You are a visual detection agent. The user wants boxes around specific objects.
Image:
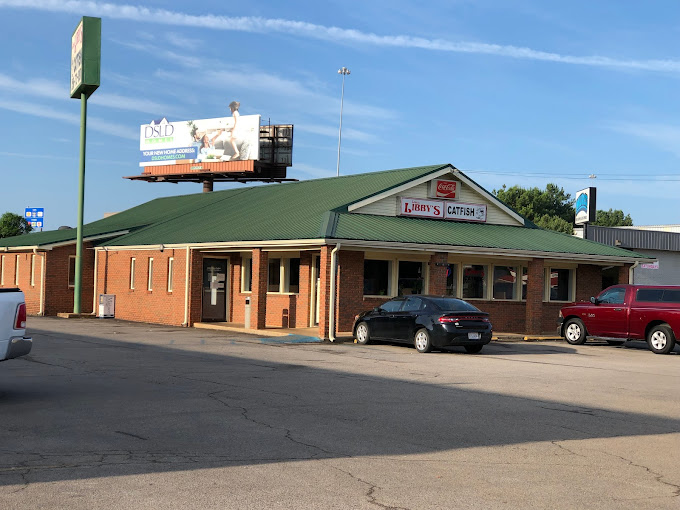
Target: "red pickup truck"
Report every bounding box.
[558,284,680,354]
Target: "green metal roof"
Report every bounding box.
[0,164,647,260]
[332,213,648,258]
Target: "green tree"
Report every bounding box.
[0,212,32,239]
[492,183,575,231]
[593,209,633,227]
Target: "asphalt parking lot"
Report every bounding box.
[1,317,679,509]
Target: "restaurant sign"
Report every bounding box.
[400,197,487,223]
[429,179,460,199]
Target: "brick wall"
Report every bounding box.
[576,265,602,302]
[618,264,631,284]
[95,248,187,326]
[1,245,95,316]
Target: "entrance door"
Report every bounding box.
[202,258,229,322]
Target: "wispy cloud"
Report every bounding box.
[0,72,176,116]
[0,99,137,140]
[296,123,380,144]
[3,0,680,73]
[607,121,680,158]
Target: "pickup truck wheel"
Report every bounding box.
[647,324,676,355]
[564,318,587,345]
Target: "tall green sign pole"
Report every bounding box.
[70,16,101,314]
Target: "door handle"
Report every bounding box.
[614,308,623,311]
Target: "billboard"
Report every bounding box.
[70,17,101,99]
[139,115,261,167]
[575,187,596,225]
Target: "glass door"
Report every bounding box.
[202,258,228,321]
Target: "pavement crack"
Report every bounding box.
[600,451,680,498]
[330,465,410,510]
[115,431,149,441]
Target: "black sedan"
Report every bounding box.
[352,295,493,353]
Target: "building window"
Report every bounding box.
[15,255,20,286]
[398,261,424,296]
[492,265,517,300]
[0,255,4,285]
[286,258,300,293]
[267,257,301,293]
[67,256,76,287]
[30,254,35,287]
[462,264,487,299]
[130,258,136,290]
[268,258,281,292]
[446,263,458,296]
[521,267,528,300]
[364,259,391,296]
[148,258,154,291]
[241,255,252,292]
[548,268,573,301]
[167,257,174,293]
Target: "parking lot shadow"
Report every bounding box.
[0,319,678,486]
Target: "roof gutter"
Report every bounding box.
[328,243,341,342]
[629,260,640,284]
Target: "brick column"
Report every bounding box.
[428,252,448,295]
[576,264,601,302]
[525,258,545,335]
[188,249,203,326]
[251,249,268,329]
[317,246,332,340]
[337,251,364,333]
[618,264,631,284]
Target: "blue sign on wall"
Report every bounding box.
[25,207,45,229]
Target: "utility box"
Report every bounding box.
[244,296,251,329]
[98,294,115,318]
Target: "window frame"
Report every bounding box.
[491,264,520,301]
[147,258,154,291]
[363,255,430,298]
[266,255,301,294]
[130,257,136,290]
[241,254,252,293]
[0,255,4,286]
[545,267,575,303]
[167,257,174,293]
[68,255,76,288]
[14,255,20,286]
[461,263,488,300]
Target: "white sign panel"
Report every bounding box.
[400,198,445,219]
[400,197,487,222]
[70,20,84,97]
[640,261,659,270]
[444,202,487,222]
[139,114,261,166]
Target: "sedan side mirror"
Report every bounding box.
[373,307,382,313]
[590,296,599,305]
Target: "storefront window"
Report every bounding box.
[446,263,458,296]
[398,261,424,296]
[549,268,573,301]
[364,260,390,296]
[493,265,517,300]
[521,267,528,300]
[242,256,252,292]
[268,258,281,292]
[287,258,300,293]
[462,264,487,299]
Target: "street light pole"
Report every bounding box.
[336,67,350,177]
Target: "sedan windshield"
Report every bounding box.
[428,297,480,312]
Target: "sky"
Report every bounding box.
[1,0,680,230]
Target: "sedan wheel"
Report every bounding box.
[647,324,676,354]
[355,322,371,345]
[414,328,432,353]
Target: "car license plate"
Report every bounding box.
[468,332,481,340]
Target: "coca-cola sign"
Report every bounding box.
[430,179,460,199]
